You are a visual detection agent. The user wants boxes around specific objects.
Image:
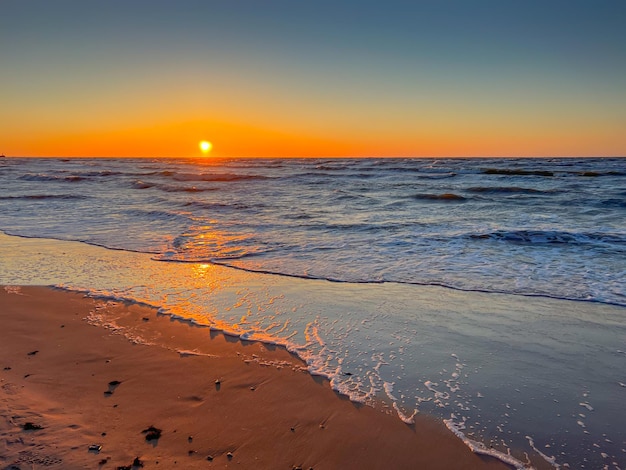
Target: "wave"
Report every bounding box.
[466,186,558,195]
[18,173,89,182]
[315,163,351,171]
[66,170,124,177]
[469,229,626,246]
[576,170,626,177]
[599,198,626,208]
[185,258,626,308]
[482,168,554,177]
[154,184,218,193]
[0,194,89,200]
[482,168,625,178]
[412,193,467,201]
[183,200,261,211]
[415,172,457,179]
[164,171,272,183]
[131,180,155,189]
[122,208,191,223]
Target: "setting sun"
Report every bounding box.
[199,140,212,155]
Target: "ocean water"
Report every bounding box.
[1,157,625,469]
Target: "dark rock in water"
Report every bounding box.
[141,425,162,441]
[187,435,193,443]
[142,317,150,321]
[132,456,144,467]
[103,390,113,397]
[27,350,39,356]
[23,374,31,378]
[206,455,214,461]
[22,422,43,431]
[188,450,196,455]
[3,366,10,370]
[108,380,122,387]
[98,458,108,465]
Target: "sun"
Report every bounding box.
[199,140,212,155]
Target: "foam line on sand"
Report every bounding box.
[0,286,512,469]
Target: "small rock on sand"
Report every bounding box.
[141,426,162,441]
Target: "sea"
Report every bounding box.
[0,157,624,469]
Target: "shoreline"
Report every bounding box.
[0,286,512,469]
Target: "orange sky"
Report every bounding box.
[1,2,625,158]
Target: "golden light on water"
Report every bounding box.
[199,140,212,155]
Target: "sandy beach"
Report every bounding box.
[0,286,511,469]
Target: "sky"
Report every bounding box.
[1,0,625,158]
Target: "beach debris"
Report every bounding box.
[215,379,221,385]
[188,450,196,455]
[142,317,150,321]
[187,435,193,443]
[206,455,214,461]
[114,456,144,470]
[88,444,102,452]
[23,374,31,378]
[104,380,122,397]
[3,366,10,370]
[141,425,162,441]
[226,452,233,460]
[250,386,255,391]
[22,422,43,431]
[27,350,39,356]
[98,458,108,465]
[290,427,295,432]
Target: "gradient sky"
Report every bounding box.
[1,1,625,157]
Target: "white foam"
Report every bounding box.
[526,435,561,469]
[444,417,533,469]
[383,382,417,424]
[3,285,22,295]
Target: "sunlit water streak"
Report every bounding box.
[1,157,625,468]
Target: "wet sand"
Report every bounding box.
[0,286,510,469]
